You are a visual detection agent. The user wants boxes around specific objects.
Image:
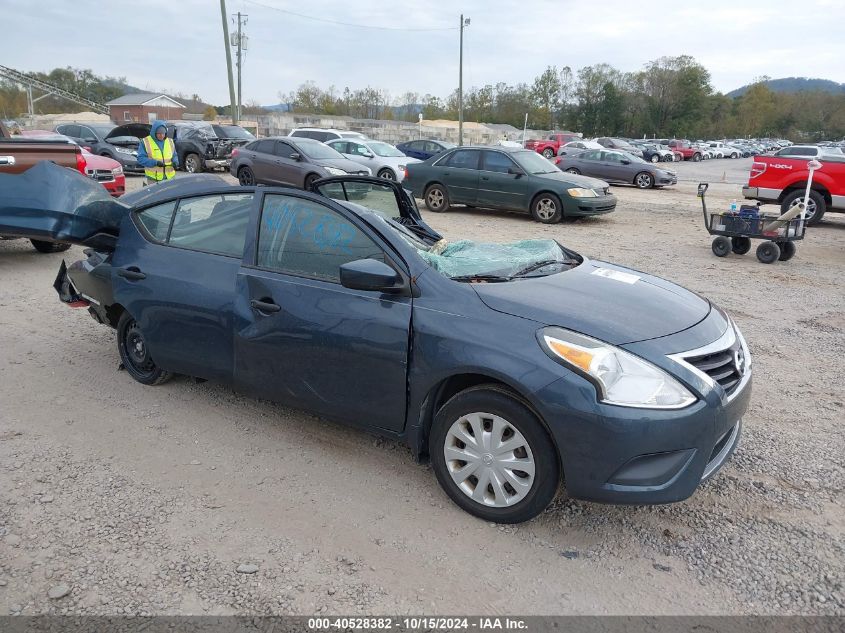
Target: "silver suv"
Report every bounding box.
[288,128,368,143]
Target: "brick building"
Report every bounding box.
[105,93,185,124]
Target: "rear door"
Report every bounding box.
[477,150,527,209]
[234,190,411,431]
[250,139,278,184]
[112,191,256,381]
[438,149,480,204]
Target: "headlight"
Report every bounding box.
[324,167,346,175]
[566,187,598,198]
[397,165,406,171]
[112,167,123,175]
[538,327,697,409]
[115,147,136,156]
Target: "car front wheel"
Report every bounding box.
[634,172,654,189]
[377,168,396,180]
[530,193,563,223]
[430,386,560,523]
[117,313,173,386]
[542,148,555,159]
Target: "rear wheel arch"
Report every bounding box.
[777,183,831,206]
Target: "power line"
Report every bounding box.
[243,0,458,31]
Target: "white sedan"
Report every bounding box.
[325,138,419,182]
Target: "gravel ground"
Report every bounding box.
[0,162,843,616]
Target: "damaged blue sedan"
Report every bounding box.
[0,163,751,523]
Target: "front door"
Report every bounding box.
[234,192,411,432]
[112,191,256,382]
[477,150,527,209]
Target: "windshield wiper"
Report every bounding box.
[512,259,568,277]
[450,273,513,283]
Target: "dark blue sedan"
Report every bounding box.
[395,139,456,160]
[1,165,751,523]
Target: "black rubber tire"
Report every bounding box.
[565,168,580,175]
[650,154,659,163]
[30,239,71,253]
[541,148,555,159]
[780,189,826,226]
[731,236,752,255]
[634,172,654,189]
[692,153,702,162]
[756,241,781,264]
[731,152,739,159]
[712,236,731,257]
[116,312,173,386]
[304,173,321,190]
[530,192,563,224]
[377,168,396,180]
[778,241,796,261]
[184,152,203,174]
[238,166,255,186]
[424,183,450,212]
[430,385,560,524]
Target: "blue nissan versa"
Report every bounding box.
[0,164,752,523]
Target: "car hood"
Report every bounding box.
[534,170,608,190]
[472,258,711,345]
[315,157,371,173]
[105,123,150,141]
[82,152,121,170]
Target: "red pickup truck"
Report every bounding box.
[524,132,582,158]
[742,154,845,225]
[667,140,703,162]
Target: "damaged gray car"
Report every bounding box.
[0,163,750,523]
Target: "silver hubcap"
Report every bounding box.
[428,189,444,209]
[637,174,651,187]
[380,171,395,180]
[790,198,816,219]
[535,198,556,220]
[443,412,535,507]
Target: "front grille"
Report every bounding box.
[86,169,115,182]
[686,340,744,395]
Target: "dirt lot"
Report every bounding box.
[1,160,843,616]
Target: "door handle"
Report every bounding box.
[481,176,490,181]
[0,156,15,166]
[117,267,146,280]
[250,298,281,313]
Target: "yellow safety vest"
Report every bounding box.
[143,136,176,181]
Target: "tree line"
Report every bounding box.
[3,59,844,141]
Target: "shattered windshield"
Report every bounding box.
[410,237,577,281]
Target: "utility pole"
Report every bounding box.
[458,15,470,146]
[220,0,238,124]
[232,12,248,123]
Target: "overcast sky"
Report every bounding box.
[3,0,844,106]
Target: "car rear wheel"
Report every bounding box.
[424,184,450,212]
[237,166,255,186]
[430,386,560,523]
[30,239,71,253]
[530,193,563,224]
[565,168,580,175]
[634,172,654,189]
[184,152,203,173]
[377,168,396,180]
[781,189,826,226]
[542,148,555,159]
[117,313,173,386]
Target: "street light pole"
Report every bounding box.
[458,15,470,147]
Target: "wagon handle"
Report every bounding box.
[698,182,709,229]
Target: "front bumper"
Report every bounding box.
[657,174,678,186]
[564,194,617,217]
[531,320,751,504]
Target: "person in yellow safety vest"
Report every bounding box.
[136,120,179,184]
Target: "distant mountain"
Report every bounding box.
[728,77,845,98]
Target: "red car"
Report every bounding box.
[20,130,125,197]
[524,132,583,158]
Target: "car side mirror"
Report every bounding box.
[289,152,301,161]
[362,152,374,158]
[508,167,525,177]
[340,259,401,292]
[84,138,97,144]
